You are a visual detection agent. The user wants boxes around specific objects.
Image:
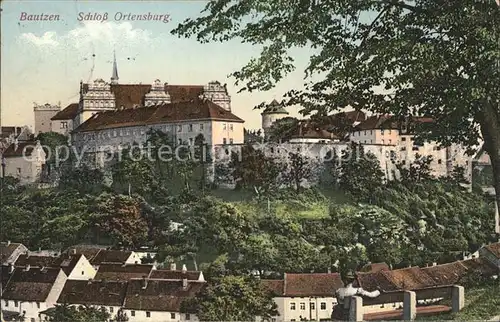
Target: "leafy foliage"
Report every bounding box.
[182,275,278,321]
[45,304,110,322]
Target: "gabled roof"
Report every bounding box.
[1,242,26,264]
[95,263,153,281]
[51,103,79,121]
[382,266,437,290]
[57,279,128,307]
[2,267,63,302]
[149,269,202,281]
[81,84,205,110]
[285,273,343,297]
[123,279,206,312]
[14,254,83,276]
[356,270,399,292]
[262,100,289,115]
[2,141,37,158]
[421,262,469,285]
[460,257,498,276]
[67,245,105,262]
[91,250,133,266]
[73,100,244,133]
[482,242,500,258]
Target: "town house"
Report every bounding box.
[14,253,96,280]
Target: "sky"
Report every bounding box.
[1,0,311,131]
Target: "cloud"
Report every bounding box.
[20,31,59,47]
[19,22,152,49]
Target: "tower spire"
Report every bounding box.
[111,49,119,84]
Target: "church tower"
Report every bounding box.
[110,50,119,85]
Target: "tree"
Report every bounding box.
[90,194,149,248]
[230,143,284,194]
[182,275,278,321]
[36,131,68,167]
[45,304,110,322]
[283,152,316,192]
[172,0,500,217]
[267,117,300,142]
[339,143,384,201]
[58,164,105,194]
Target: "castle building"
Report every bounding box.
[33,103,61,134]
[261,99,289,137]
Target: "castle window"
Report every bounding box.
[223,123,227,130]
[177,125,182,132]
[188,124,193,132]
[438,159,442,164]
[381,129,384,135]
[61,122,68,129]
[113,130,117,137]
[223,138,227,145]
[229,124,233,131]
[200,123,204,131]
[229,138,233,144]
[401,137,406,141]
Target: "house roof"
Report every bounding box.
[459,258,498,276]
[1,242,25,264]
[260,279,285,296]
[57,279,128,307]
[1,265,14,294]
[67,246,104,262]
[382,267,437,290]
[73,100,244,133]
[355,270,400,292]
[51,103,79,121]
[421,262,469,285]
[355,115,434,131]
[262,100,289,115]
[149,269,201,281]
[2,267,62,302]
[359,262,390,273]
[283,273,344,297]
[81,84,205,110]
[14,254,83,276]
[1,142,37,158]
[483,242,500,258]
[123,279,206,312]
[94,264,154,281]
[91,250,133,265]
[290,124,339,140]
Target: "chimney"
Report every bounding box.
[182,277,187,289]
[141,276,148,289]
[170,263,176,271]
[327,267,331,274]
[182,264,187,273]
[9,264,14,273]
[25,264,31,271]
[72,248,77,255]
[7,241,10,246]
[432,262,437,266]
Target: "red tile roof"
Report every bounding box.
[94,263,153,281]
[260,279,285,296]
[57,279,128,307]
[382,267,437,290]
[459,257,498,276]
[149,269,202,281]
[356,270,399,292]
[2,141,36,158]
[421,262,469,285]
[2,267,62,302]
[67,245,104,262]
[359,262,390,273]
[356,115,435,131]
[51,103,79,121]
[15,254,83,276]
[74,100,243,133]
[81,84,205,110]
[123,279,206,312]
[284,273,344,297]
[291,124,340,140]
[91,250,133,265]
[483,242,500,258]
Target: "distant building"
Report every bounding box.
[1,140,46,184]
[0,241,28,265]
[50,103,78,136]
[1,267,67,321]
[14,253,96,280]
[479,242,500,269]
[34,103,61,134]
[260,273,343,322]
[261,99,290,138]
